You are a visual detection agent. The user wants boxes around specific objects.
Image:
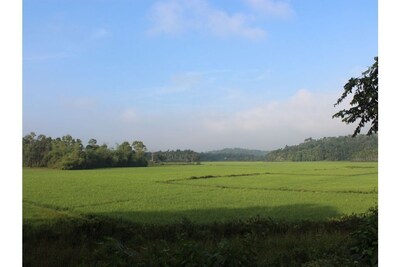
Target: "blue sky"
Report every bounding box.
[23,0,377,151]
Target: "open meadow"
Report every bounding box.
[23,161,377,224]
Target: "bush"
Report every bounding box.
[349,206,378,266]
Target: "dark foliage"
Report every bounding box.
[333,57,378,136]
[349,206,378,266]
[200,148,267,161]
[146,148,268,163]
[23,211,376,267]
[146,149,200,163]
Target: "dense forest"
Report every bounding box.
[266,135,378,162]
[146,149,200,163]
[23,132,148,169]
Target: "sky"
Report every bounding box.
[23,0,378,151]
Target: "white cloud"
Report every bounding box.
[197,89,356,150]
[35,88,357,152]
[147,0,186,35]
[206,9,266,39]
[147,0,267,40]
[102,89,359,151]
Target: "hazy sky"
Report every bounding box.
[23,0,377,151]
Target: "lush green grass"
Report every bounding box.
[23,161,377,224]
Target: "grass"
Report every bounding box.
[24,161,377,224]
[23,161,378,266]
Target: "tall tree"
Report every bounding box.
[114,142,133,167]
[333,57,378,136]
[132,141,147,159]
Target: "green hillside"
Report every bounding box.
[266,135,377,162]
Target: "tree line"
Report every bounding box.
[23,133,378,168]
[266,134,377,162]
[146,148,267,163]
[23,132,148,169]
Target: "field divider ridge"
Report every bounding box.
[70,198,142,209]
[23,199,87,219]
[156,171,378,195]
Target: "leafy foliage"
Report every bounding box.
[331,58,379,265]
[333,57,378,136]
[23,132,148,169]
[349,206,378,266]
[23,132,53,167]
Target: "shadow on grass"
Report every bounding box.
[23,203,348,244]
[24,202,342,226]
[92,203,341,224]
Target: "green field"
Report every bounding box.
[23,161,377,224]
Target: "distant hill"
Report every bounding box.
[266,134,377,162]
[207,148,267,156]
[199,148,268,161]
